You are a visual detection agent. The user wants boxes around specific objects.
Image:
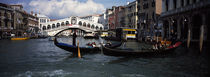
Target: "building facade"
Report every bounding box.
[137,0,162,40]
[0,3,38,38]
[36,13,50,31]
[125,1,138,29]
[80,14,100,24]
[161,0,210,51]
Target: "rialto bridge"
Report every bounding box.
[41,16,104,36]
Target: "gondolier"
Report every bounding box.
[73,32,77,46]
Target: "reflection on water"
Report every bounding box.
[0,38,209,77]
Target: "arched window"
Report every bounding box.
[87,23,90,28]
[66,21,69,25]
[91,25,95,29]
[42,26,46,30]
[52,24,55,28]
[47,25,51,29]
[96,26,99,30]
[83,22,86,27]
[61,22,65,26]
[57,23,60,27]
[79,21,82,26]
[100,27,103,30]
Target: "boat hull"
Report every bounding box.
[11,37,29,40]
[102,42,182,57]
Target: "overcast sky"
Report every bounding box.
[1,0,135,19]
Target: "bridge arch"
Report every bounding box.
[78,21,82,26]
[95,26,99,30]
[52,24,56,28]
[57,23,60,27]
[83,22,86,27]
[54,28,87,37]
[47,25,51,29]
[91,24,95,29]
[87,23,90,28]
[66,21,69,25]
[43,26,46,30]
[100,27,103,30]
[61,22,65,26]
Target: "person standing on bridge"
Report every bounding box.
[73,31,77,46]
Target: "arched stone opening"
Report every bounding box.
[57,23,60,27]
[192,14,202,40]
[83,22,86,27]
[91,25,95,29]
[52,24,56,28]
[66,21,69,25]
[78,21,82,26]
[42,26,46,30]
[87,23,90,28]
[61,22,65,26]
[47,25,51,29]
[96,26,99,30]
[100,27,103,30]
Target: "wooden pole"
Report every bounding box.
[200,25,204,52]
[187,29,191,48]
[77,40,81,58]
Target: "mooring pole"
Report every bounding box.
[187,29,191,48]
[200,25,204,52]
[77,40,81,58]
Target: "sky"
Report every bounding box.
[0,0,135,19]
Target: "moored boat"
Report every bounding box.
[54,38,123,54]
[102,42,182,57]
[11,37,29,40]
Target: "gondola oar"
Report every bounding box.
[200,26,204,52]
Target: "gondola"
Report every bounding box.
[53,28,123,54]
[54,38,123,54]
[54,38,101,54]
[102,41,182,57]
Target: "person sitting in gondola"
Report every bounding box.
[105,41,112,47]
[86,42,97,47]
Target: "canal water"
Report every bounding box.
[0,38,209,77]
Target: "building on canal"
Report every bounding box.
[161,0,210,51]
[137,0,163,41]
[0,3,38,38]
[36,13,50,32]
[125,1,138,29]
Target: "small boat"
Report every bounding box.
[102,42,182,57]
[11,37,29,40]
[83,32,98,39]
[54,38,122,54]
[53,28,122,54]
[54,38,100,54]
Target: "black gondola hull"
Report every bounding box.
[102,42,182,57]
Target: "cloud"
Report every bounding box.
[29,0,105,19]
